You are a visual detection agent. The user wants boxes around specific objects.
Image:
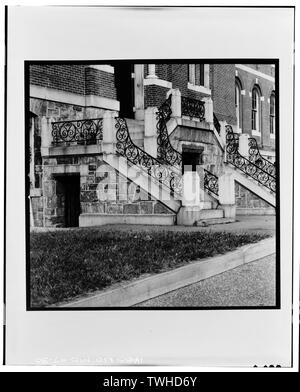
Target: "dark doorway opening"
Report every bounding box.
[182,150,203,174]
[56,174,81,227]
[114,63,135,119]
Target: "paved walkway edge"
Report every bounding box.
[59,237,275,308]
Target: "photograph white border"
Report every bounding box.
[3,4,297,370]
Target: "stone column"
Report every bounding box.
[167,88,181,118]
[219,120,227,145]
[144,107,158,157]
[41,116,53,156]
[146,64,157,79]
[203,96,214,128]
[177,170,205,226]
[102,110,117,155]
[182,171,201,207]
[218,171,236,219]
[239,133,249,158]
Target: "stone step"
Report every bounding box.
[177,207,224,226]
[79,213,176,227]
[196,218,235,227]
[198,208,224,220]
[125,118,145,137]
[201,201,213,209]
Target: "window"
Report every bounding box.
[235,78,242,130]
[199,64,205,86]
[188,64,205,86]
[270,92,275,135]
[188,64,196,84]
[251,86,261,132]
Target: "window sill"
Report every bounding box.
[187,83,211,96]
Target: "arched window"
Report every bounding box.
[235,78,242,130]
[251,86,261,132]
[270,92,275,135]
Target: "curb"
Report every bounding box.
[59,237,275,308]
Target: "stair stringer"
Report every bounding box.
[226,165,276,207]
[103,153,182,214]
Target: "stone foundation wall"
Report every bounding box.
[170,126,225,177]
[235,182,275,214]
[30,98,105,122]
[30,195,44,227]
[80,157,173,216]
[40,155,173,227]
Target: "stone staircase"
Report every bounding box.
[225,125,276,208]
[47,92,276,228]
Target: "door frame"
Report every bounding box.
[54,173,81,228]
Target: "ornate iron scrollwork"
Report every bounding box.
[226,125,276,193]
[204,169,219,197]
[52,118,103,146]
[181,96,205,121]
[248,137,276,177]
[156,96,220,198]
[115,116,183,195]
[156,95,182,168]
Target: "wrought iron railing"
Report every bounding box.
[52,118,103,146]
[155,96,219,198]
[213,113,221,135]
[115,116,183,195]
[156,95,182,168]
[226,125,276,193]
[248,137,276,177]
[204,169,219,197]
[181,96,205,121]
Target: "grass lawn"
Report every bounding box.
[30,228,270,307]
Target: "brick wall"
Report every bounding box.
[144,85,169,108]
[235,65,276,149]
[144,64,213,108]
[30,64,117,101]
[211,64,236,125]
[85,67,117,99]
[156,64,173,82]
[30,65,86,95]
[171,64,208,100]
[244,64,275,76]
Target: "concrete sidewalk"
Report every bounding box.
[135,254,276,307]
[31,215,276,236]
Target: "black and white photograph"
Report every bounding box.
[3,4,297,370]
[27,61,278,309]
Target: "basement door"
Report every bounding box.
[56,174,81,227]
[182,148,204,174]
